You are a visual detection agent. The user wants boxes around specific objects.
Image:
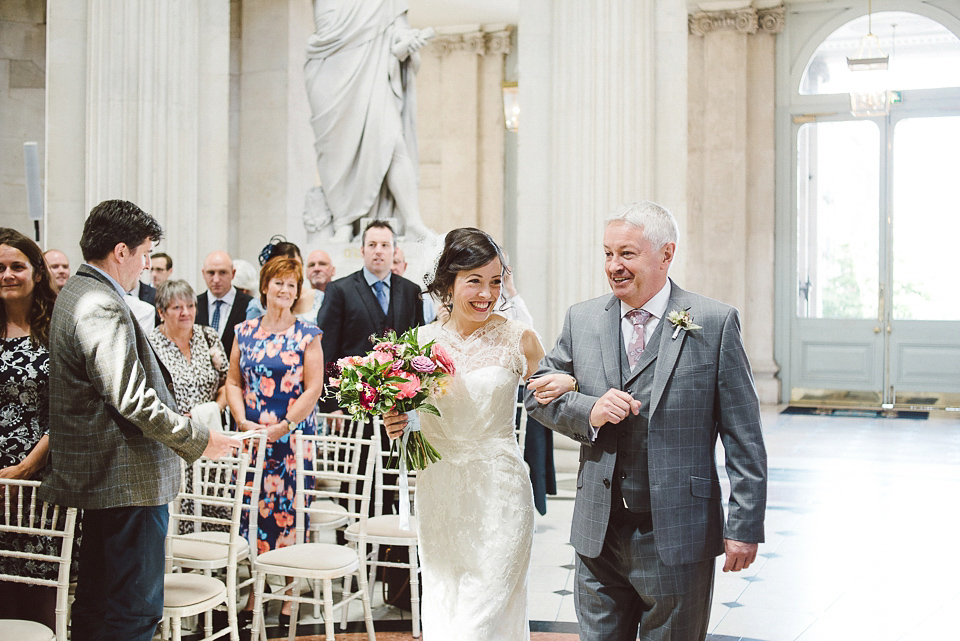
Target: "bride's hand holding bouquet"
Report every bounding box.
[326,327,455,470]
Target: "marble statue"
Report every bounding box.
[303,0,434,241]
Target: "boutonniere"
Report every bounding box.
[667,308,701,339]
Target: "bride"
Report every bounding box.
[384,228,572,639]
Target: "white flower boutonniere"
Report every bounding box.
[667,308,701,339]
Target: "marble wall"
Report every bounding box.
[0,0,46,237]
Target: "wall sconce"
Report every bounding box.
[502,82,519,132]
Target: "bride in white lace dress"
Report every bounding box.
[384,228,564,640]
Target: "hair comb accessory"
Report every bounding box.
[258,235,287,266]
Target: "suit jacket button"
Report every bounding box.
[602,478,610,488]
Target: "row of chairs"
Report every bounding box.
[0,412,428,641]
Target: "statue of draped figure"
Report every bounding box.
[303,0,433,241]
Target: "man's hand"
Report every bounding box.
[722,539,758,572]
[589,389,642,428]
[202,428,239,460]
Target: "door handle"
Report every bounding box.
[873,326,881,333]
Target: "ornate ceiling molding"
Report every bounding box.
[688,4,784,37]
[428,27,513,56]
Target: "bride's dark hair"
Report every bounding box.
[425,228,505,306]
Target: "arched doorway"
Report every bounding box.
[777,4,960,410]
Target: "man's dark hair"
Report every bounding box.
[80,200,163,262]
[151,251,173,270]
[361,220,396,247]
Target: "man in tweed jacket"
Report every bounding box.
[39,200,237,641]
[526,201,766,641]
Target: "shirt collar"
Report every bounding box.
[213,286,237,306]
[620,280,672,321]
[85,263,127,298]
[362,267,391,289]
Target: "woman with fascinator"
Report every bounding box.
[245,236,322,324]
[383,228,575,639]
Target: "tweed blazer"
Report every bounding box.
[196,288,253,357]
[39,265,210,510]
[526,281,767,565]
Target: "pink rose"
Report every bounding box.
[431,344,456,376]
[393,370,422,400]
[371,350,394,366]
[374,341,397,354]
[411,355,437,373]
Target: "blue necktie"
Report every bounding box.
[373,280,389,314]
[211,299,224,332]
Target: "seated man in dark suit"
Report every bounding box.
[196,250,253,356]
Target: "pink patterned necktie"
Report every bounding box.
[626,308,652,368]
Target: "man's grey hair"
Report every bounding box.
[604,201,678,250]
[156,279,197,312]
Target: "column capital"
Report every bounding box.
[688,3,784,36]
[428,26,513,56]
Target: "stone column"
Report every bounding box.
[515,0,689,342]
[45,0,230,289]
[235,0,315,264]
[416,26,512,242]
[687,2,784,402]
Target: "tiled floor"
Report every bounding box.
[243,405,960,640]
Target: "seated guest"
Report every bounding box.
[43,249,71,289]
[0,228,69,630]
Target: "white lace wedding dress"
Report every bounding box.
[415,317,535,640]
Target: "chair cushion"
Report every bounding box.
[163,573,227,609]
[0,619,54,641]
[171,532,248,562]
[307,499,349,530]
[345,515,418,540]
[255,543,357,573]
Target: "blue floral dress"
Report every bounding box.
[235,317,321,553]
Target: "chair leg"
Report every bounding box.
[226,562,240,641]
[250,571,267,641]
[171,615,183,641]
[287,580,301,641]
[323,577,337,641]
[367,542,379,604]
[409,544,421,638]
[313,578,322,619]
[340,568,353,630]
[356,566,376,641]
[202,569,213,638]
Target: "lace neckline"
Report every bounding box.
[440,316,507,344]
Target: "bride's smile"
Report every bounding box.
[448,257,503,336]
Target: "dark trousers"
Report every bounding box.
[71,505,168,641]
[575,507,714,641]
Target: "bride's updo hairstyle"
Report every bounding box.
[425,227,506,306]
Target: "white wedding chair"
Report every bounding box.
[344,417,422,637]
[0,478,78,641]
[162,446,250,641]
[249,430,378,641]
[306,411,365,618]
[167,431,266,637]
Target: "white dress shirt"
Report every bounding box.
[207,286,237,336]
[619,280,672,354]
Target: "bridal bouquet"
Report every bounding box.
[326,328,454,470]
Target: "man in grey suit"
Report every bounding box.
[39,200,237,641]
[526,201,766,641]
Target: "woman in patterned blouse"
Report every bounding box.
[0,227,61,629]
[148,279,229,417]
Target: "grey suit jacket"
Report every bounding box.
[526,281,766,565]
[39,265,210,510]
